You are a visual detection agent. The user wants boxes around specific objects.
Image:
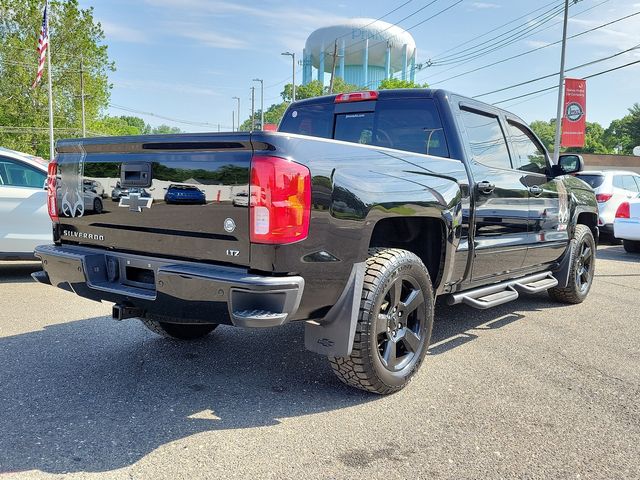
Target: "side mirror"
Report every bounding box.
[557,154,584,175]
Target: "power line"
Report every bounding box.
[108,103,219,128]
[429,1,567,65]
[420,8,639,86]
[417,0,608,83]
[428,0,562,60]
[492,59,640,105]
[473,43,640,98]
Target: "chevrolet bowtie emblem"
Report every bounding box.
[119,193,152,212]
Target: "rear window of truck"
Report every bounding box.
[279,98,449,158]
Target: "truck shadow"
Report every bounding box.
[0,293,566,474]
[0,261,41,284]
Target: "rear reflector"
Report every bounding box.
[596,193,612,203]
[615,202,630,219]
[334,91,379,103]
[47,159,58,222]
[250,155,311,244]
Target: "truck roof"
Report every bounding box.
[290,88,527,125]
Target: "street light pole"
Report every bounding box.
[553,0,571,164]
[250,86,256,131]
[232,96,240,132]
[253,78,264,130]
[281,51,296,102]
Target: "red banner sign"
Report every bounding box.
[561,78,586,148]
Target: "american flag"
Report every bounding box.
[32,3,49,88]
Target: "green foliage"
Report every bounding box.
[281,78,359,102]
[529,119,556,152]
[530,118,613,154]
[0,0,114,158]
[150,124,181,135]
[377,78,429,90]
[602,103,640,154]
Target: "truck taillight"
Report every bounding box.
[250,155,311,244]
[596,193,612,203]
[47,159,58,222]
[334,91,379,103]
[615,202,630,219]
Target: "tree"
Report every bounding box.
[280,78,359,102]
[603,103,640,154]
[529,119,556,152]
[151,124,181,134]
[378,78,429,89]
[0,0,114,158]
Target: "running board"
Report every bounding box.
[447,272,558,310]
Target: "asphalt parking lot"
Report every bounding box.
[0,244,638,479]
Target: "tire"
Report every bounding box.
[548,224,596,304]
[93,198,103,214]
[141,319,218,340]
[329,248,434,395]
[623,239,640,253]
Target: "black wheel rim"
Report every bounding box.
[376,275,426,373]
[575,240,593,293]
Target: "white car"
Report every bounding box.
[575,170,640,239]
[0,147,52,259]
[614,195,640,253]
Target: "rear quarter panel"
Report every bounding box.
[250,132,470,320]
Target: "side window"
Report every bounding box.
[634,176,640,192]
[507,121,548,175]
[460,108,512,170]
[613,176,625,189]
[622,175,640,192]
[0,157,46,188]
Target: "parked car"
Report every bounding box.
[232,191,249,207]
[613,194,640,253]
[111,182,151,202]
[34,89,598,394]
[575,170,640,239]
[164,184,206,204]
[0,147,51,259]
[83,179,105,198]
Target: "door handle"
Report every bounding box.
[477,180,495,194]
[528,185,543,196]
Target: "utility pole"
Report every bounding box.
[79,56,86,137]
[232,96,240,132]
[328,40,338,94]
[250,86,256,131]
[553,0,571,164]
[253,78,264,130]
[281,51,296,102]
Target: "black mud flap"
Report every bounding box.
[304,262,365,357]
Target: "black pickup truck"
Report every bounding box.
[34,89,598,394]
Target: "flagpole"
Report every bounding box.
[46,1,54,160]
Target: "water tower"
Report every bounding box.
[302,18,417,89]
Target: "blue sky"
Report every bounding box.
[80,0,640,132]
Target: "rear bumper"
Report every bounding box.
[614,219,640,241]
[33,244,304,328]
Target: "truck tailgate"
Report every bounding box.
[54,134,253,266]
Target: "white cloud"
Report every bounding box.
[114,79,221,97]
[470,2,501,9]
[100,21,148,43]
[143,0,351,51]
[525,40,552,49]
